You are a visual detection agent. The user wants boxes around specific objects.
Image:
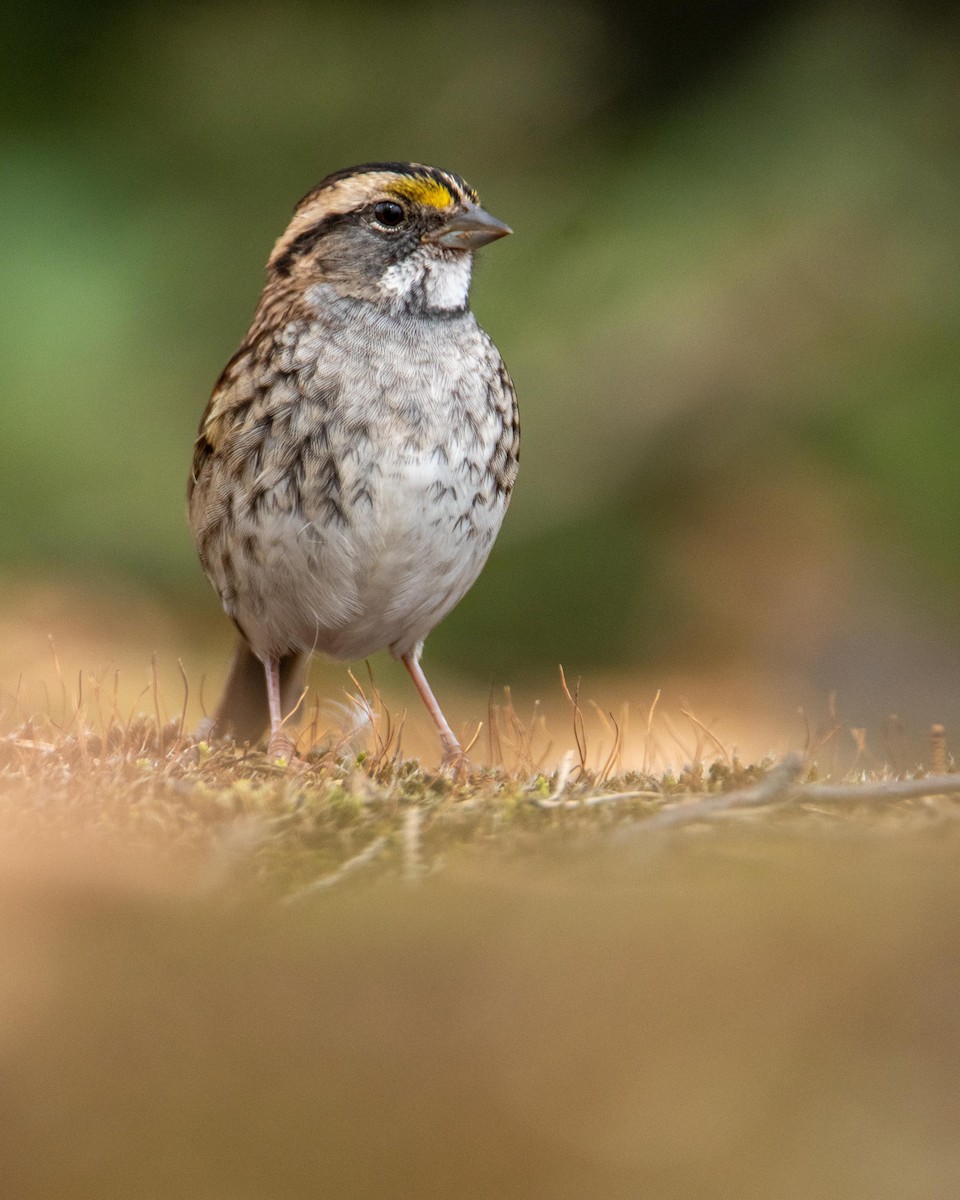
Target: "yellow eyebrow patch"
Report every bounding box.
[390,175,455,210]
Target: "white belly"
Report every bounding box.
[230,442,506,662]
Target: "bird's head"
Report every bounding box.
[267,161,511,314]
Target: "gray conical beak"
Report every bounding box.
[427,200,512,251]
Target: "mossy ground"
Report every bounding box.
[2,695,958,903]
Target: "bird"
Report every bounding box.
[188,162,519,764]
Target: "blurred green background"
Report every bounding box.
[3,0,960,737]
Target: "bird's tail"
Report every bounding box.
[198,638,309,746]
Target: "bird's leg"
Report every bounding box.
[263,653,297,762]
[401,651,463,767]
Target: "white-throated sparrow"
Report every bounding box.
[188,162,518,762]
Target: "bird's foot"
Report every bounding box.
[267,730,307,770]
[440,739,470,778]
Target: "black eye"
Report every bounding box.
[372,200,405,228]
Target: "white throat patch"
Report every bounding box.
[380,250,473,312]
[424,252,473,310]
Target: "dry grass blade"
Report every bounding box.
[496,687,534,773]
[151,653,163,744]
[175,659,190,744]
[461,723,483,758]
[679,705,731,767]
[486,690,502,767]
[558,665,587,774]
[642,689,661,776]
[930,724,947,775]
[346,668,386,762]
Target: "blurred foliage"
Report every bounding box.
[3,0,960,702]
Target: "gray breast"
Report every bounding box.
[195,284,518,661]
